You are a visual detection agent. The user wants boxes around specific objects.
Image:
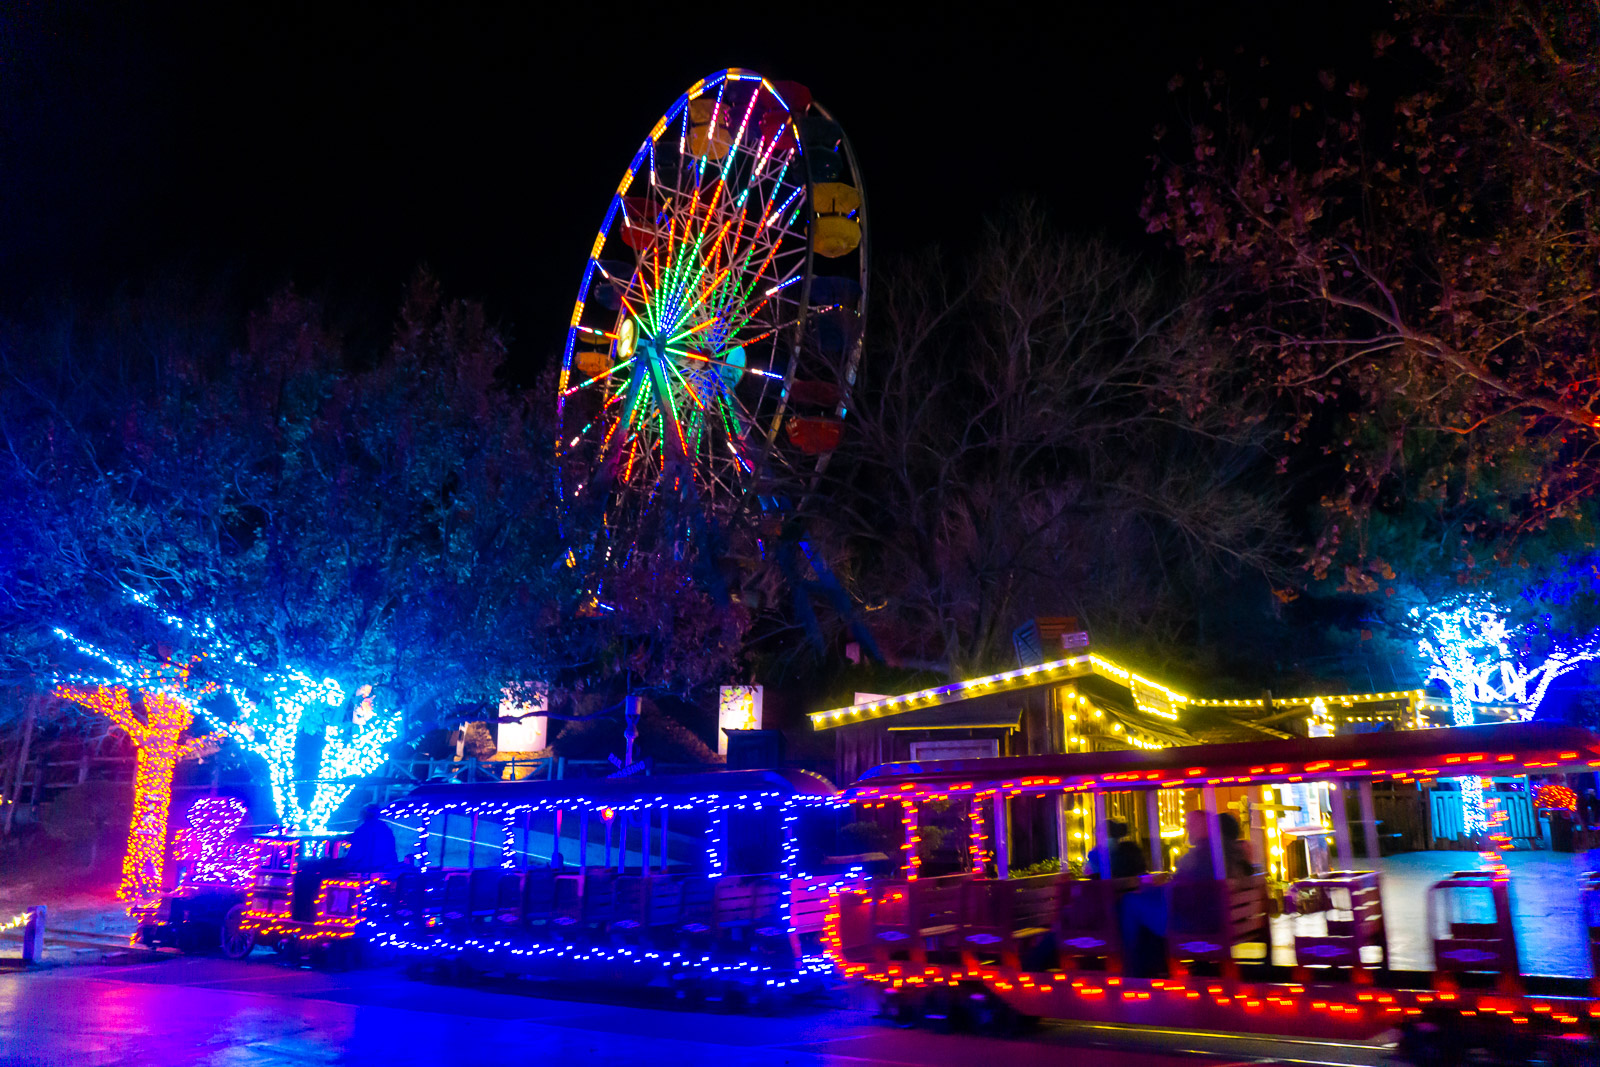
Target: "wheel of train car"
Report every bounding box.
[320,940,358,972]
[671,974,705,1006]
[727,983,777,1016]
[965,989,1037,1036]
[877,985,921,1027]
[272,936,301,964]
[219,905,255,960]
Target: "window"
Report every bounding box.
[469,813,505,868]
[440,813,474,869]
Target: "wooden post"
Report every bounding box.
[659,810,668,873]
[616,811,627,872]
[1201,784,1226,880]
[1358,780,1380,864]
[4,696,38,836]
[1055,795,1070,869]
[642,808,652,874]
[1093,790,1112,878]
[1330,783,1354,870]
[21,905,44,964]
[604,813,613,867]
[1146,789,1164,871]
[992,793,1010,879]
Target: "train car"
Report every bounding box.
[368,768,847,1004]
[826,721,1600,1063]
[236,833,390,968]
[133,796,261,958]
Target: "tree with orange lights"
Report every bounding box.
[52,646,222,904]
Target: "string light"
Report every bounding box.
[215,674,399,834]
[369,787,843,986]
[53,632,225,905]
[1533,783,1577,811]
[811,657,1430,732]
[0,909,33,936]
[239,838,385,948]
[61,599,401,837]
[173,796,260,888]
[900,799,920,881]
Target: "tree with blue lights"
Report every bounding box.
[1413,594,1600,727]
[3,273,745,822]
[1412,593,1600,832]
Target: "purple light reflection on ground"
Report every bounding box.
[0,958,1383,1067]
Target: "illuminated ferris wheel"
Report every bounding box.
[556,69,867,566]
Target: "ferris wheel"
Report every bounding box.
[556,69,867,567]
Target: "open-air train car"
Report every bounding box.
[371,769,845,999]
[826,722,1600,1061]
[237,833,389,967]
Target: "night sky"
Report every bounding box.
[3,1,1386,370]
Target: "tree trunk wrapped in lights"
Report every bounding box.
[51,676,220,904]
[221,676,400,835]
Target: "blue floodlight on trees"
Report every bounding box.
[1412,594,1600,832]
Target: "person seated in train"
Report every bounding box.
[1084,819,1148,879]
[1120,809,1228,975]
[341,804,400,872]
[548,850,566,870]
[1216,812,1255,879]
[1170,809,1251,882]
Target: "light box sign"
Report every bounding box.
[717,685,762,755]
[498,682,548,752]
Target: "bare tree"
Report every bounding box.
[811,209,1286,677]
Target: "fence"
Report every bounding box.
[3,747,827,833]
[1430,789,1538,845]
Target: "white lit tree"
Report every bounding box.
[85,598,403,836]
[1412,594,1600,831]
[218,672,401,835]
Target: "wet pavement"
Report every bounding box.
[0,955,1392,1067]
[1376,850,1591,975]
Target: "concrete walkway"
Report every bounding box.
[1269,849,1593,976]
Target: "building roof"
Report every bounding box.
[807,650,1432,737]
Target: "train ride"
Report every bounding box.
[367,768,847,1003]
[825,720,1600,1063]
[168,720,1600,1061]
